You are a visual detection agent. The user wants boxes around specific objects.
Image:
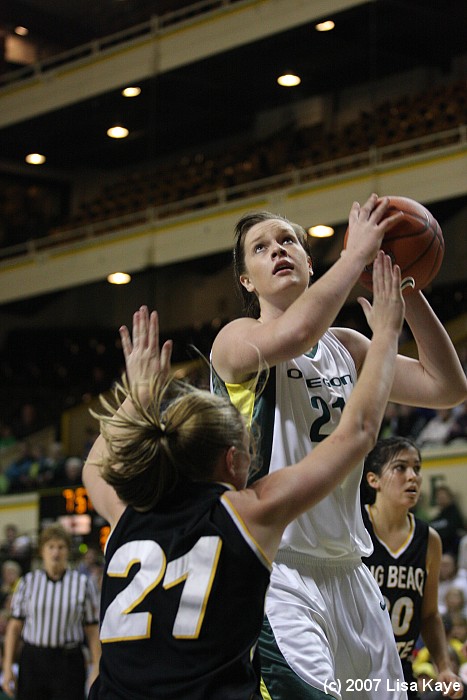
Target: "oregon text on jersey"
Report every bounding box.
[286,368,354,389]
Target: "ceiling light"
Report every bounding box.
[122,86,141,97]
[107,272,131,285]
[107,126,129,139]
[308,225,334,238]
[315,20,335,32]
[277,73,301,87]
[14,26,29,36]
[25,153,46,165]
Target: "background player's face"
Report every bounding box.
[376,446,422,508]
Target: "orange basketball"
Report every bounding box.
[344,196,444,291]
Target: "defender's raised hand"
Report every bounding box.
[120,306,172,400]
[357,251,405,337]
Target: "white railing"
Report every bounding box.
[0,124,465,267]
[0,0,242,89]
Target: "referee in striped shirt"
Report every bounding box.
[2,523,101,700]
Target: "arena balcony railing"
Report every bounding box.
[0,0,243,88]
[0,123,465,267]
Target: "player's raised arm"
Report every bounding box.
[82,307,172,527]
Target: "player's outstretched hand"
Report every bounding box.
[357,251,405,337]
[119,306,172,401]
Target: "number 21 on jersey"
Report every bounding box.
[100,536,222,643]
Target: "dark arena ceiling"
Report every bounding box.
[0,0,465,170]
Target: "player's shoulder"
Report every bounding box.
[331,326,369,371]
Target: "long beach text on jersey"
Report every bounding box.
[368,564,425,597]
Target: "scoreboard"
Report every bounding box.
[39,485,110,551]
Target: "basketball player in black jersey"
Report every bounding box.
[83,253,405,700]
[361,437,463,700]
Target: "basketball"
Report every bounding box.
[344,196,444,291]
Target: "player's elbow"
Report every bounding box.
[359,417,380,454]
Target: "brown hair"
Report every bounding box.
[39,523,72,552]
[233,211,312,318]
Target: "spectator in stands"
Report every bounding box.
[3,442,47,493]
[76,547,104,592]
[439,553,467,616]
[445,401,467,444]
[0,525,32,575]
[11,402,42,440]
[413,614,467,692]
[450,613,467,649]
[416,645,467,700]
[0,424,16,452]
[445,588,467,620]
[0,562,21,609]
[51,455,83,487]
[417,408,456,448]
[380,403,435,441]
[36,441,66,488]
[430,485,466,558]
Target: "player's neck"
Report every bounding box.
[369,501,410,537]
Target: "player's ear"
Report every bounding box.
[225,446,237,478]
[366,472,380,491]
[308,256,314,278]
[240,274,255,294]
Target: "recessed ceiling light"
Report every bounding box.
[315,20,335,32]
[122,86,141,97]
[14,26,29,36]
[25,153,46,165]
[277,73,301,87]
[307,225,334,238]
[107,272,131,285]
[107,126,129,139]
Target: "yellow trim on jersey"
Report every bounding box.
[221,493,272,571]
[260,677,273,700]
[225,379,257,428]
[367,505,415,557]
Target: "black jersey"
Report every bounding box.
[362,506,428,690]
[91,481,271,700]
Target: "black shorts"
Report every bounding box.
[17,643,86,700]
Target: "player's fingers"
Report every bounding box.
[148,310,160,355]
[160,339,173,375]
[360,193,379,219]
[139,305,149,346]
[379,209,404,231]
[120,325,132,358]
[371,250,385,295]
[131,308,142,348]
[382,252,393,291]
[348,200,361,223]
[392,264,402,296]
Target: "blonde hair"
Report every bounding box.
[91,372,250,511]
